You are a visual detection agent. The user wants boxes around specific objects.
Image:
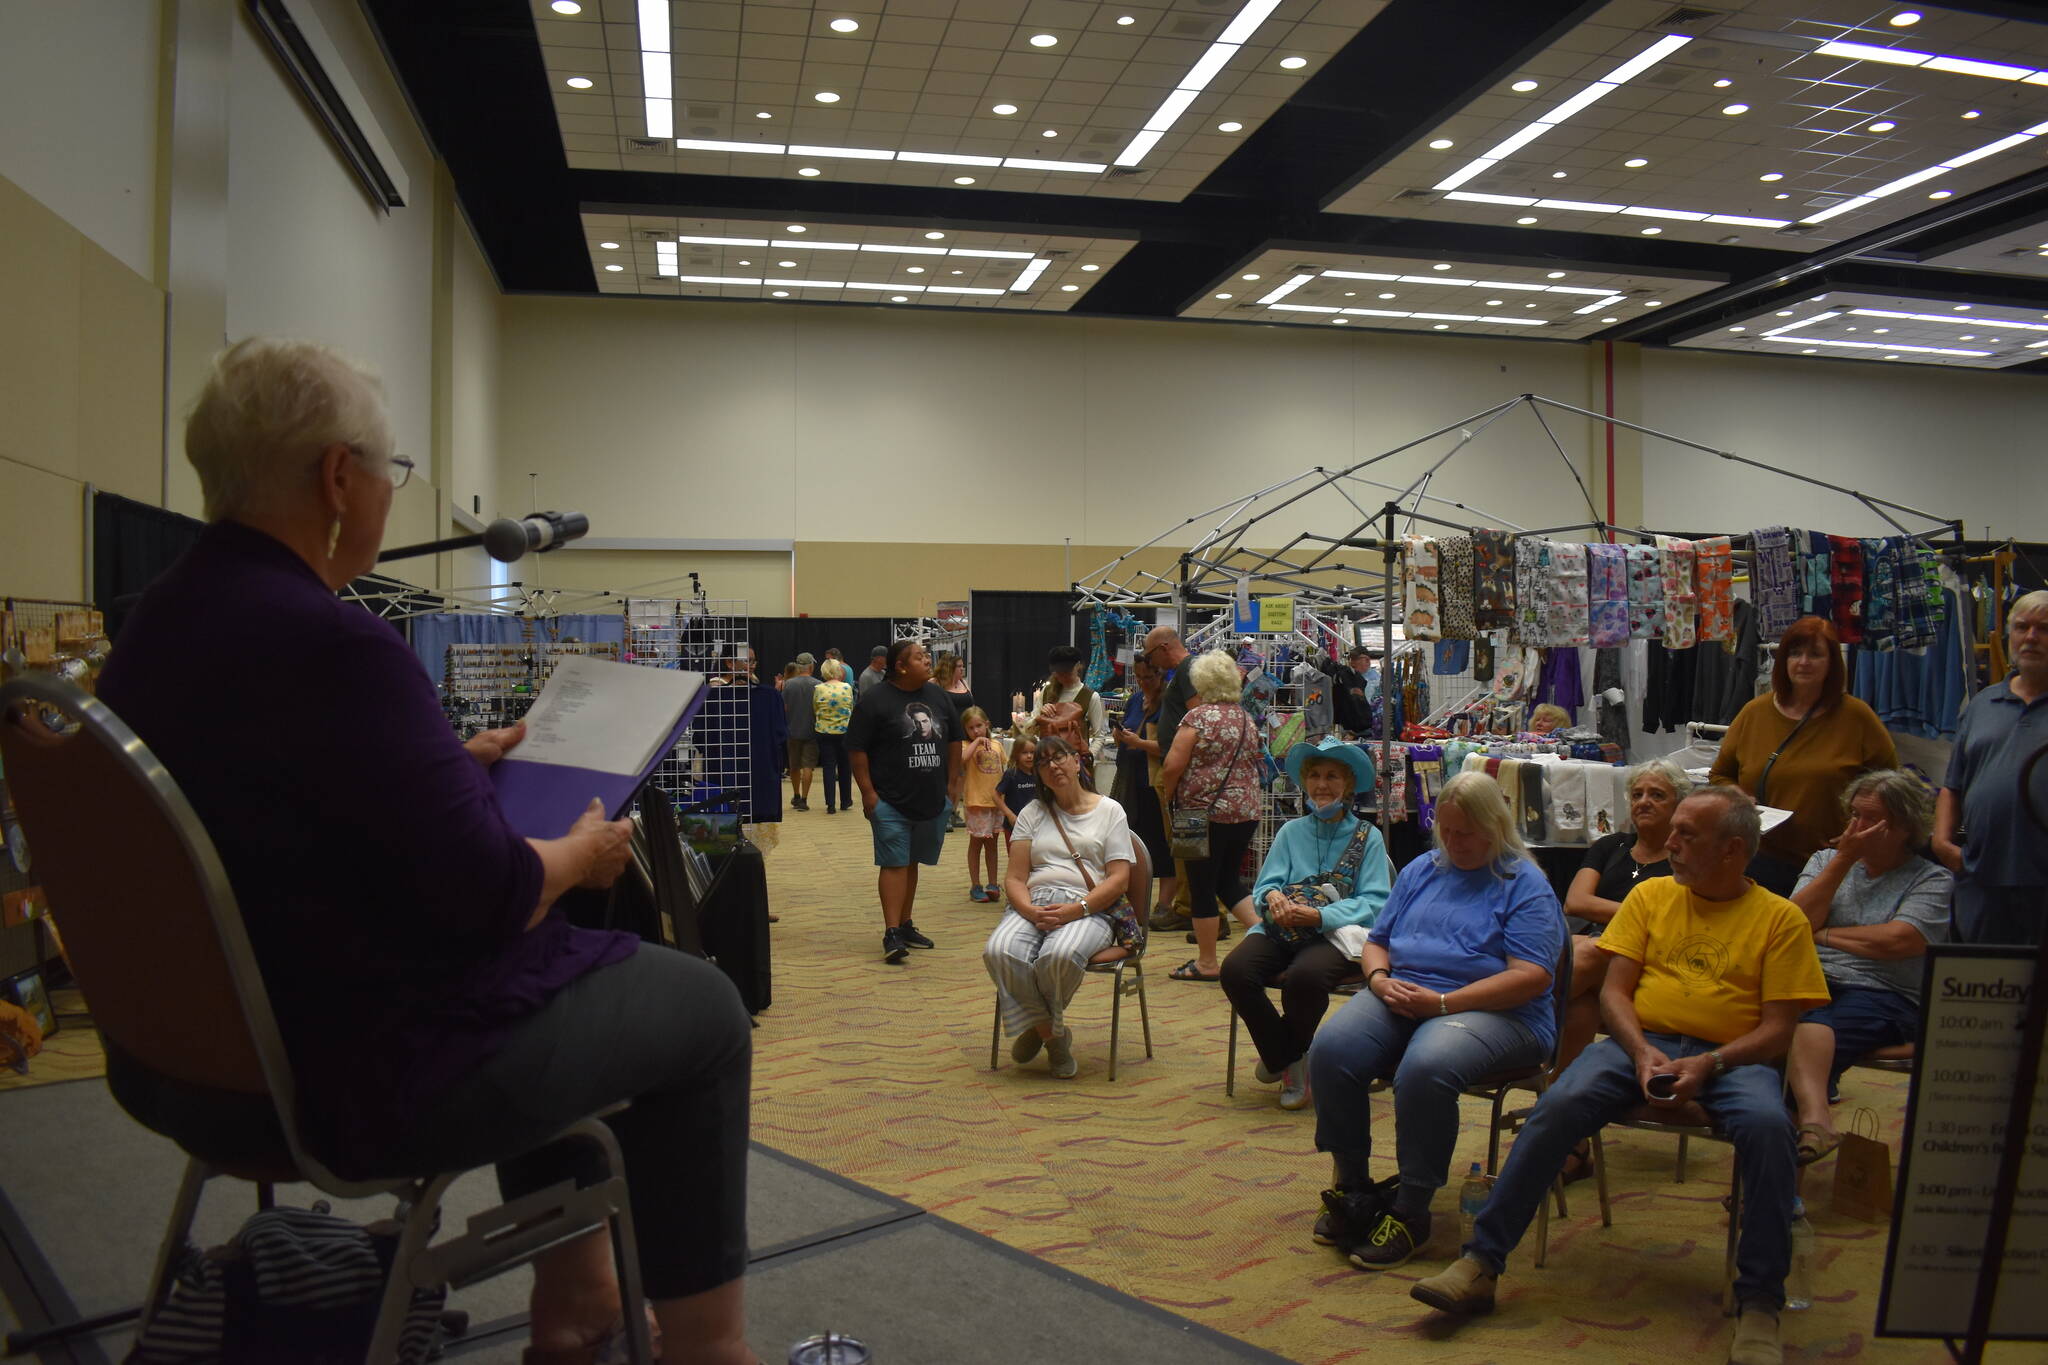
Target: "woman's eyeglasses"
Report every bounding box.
[346,445,415,490]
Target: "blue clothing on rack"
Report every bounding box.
[1851,589,1967,740]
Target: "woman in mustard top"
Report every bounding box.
[1710,615,1896,895]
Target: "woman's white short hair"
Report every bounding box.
[1188,649,1244,704]
[185,338,394,520]
[1431,770,1529,869]
[1626,757,1695,803]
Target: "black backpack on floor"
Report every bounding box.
[697,837,772,1015]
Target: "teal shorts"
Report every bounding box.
[869,798,950,867]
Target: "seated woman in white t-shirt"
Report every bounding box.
[983,735,1145,1079]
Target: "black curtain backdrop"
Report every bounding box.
[750,617,895,678]
[971,590,1074,720]
[92,492,204,638]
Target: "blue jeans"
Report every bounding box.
[1801,983,1917,1089]
[1466,1034,1796,1311]
[1308,990,1545,1217]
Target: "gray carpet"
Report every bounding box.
[1,1080,1280,1364]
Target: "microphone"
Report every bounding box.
[483,511,590,562]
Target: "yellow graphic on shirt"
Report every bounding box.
[1667,934,1732,994]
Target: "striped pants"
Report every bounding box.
[984,886,1114,1037]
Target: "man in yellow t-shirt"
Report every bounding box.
[1412,787,1827,1365]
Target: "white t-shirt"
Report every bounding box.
[1013,796,1135,895]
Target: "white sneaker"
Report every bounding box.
[1278,1065,1311,1110]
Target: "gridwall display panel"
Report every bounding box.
[626,597,754,822]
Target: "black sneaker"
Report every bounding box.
[1313,1175,1398,1249]
[1349,1209,1428,1271]
[899,921,936,950]
[791,795,808,811]
[882,929,909,964]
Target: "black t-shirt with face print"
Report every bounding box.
[846,680,960,820]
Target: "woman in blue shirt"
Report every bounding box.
[1220,738,1391,1110]
[1306,771,1564,1272]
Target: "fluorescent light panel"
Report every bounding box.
[1114,0,1288,167]
[1573,294,1626,315]
[1011,259,1052,292]
[1444,191,1788,230]
[672,138,1105,174]
[637,0,671,140]
[1257,274,1315,305]
[663,275,1009,298]
[1850,307,2048,333]
[1762,335,1991,357]
[1270,303,1544,326]
[1762,310,1840,336]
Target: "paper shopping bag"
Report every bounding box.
[1832,1108,1893,1224]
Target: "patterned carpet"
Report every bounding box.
[752,788,1957,1365]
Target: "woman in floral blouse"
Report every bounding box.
[1160,649,1262,981]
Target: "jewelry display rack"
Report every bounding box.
[624,595,753,823]
[440,637,621,739]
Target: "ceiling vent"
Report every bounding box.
[1171,18,1217,35]
[626,137,669,150]
[639,229,668,239]
[1087,130,1121,145]
[1233,303,1263,310]
[1396,187,1443,202]
[1655,6,1725,30]
[1805,194,1850,208]
[1104,165,1145,178]
[687,105,722,119]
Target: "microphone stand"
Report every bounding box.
[376,530,492,562]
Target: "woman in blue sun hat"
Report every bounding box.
[1219,736,1394,1110]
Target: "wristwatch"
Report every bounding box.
[1708,1050,1727,1075]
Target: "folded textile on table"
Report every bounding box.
[1587,543,1630,648]
[1829,534,1866,644]
[1752,526,1802,640]
[1799,530,1834,623]
[1545,762,1588,845]
[1440,535,1476,639]
[1496,757,1524,826]
[1584,763,1624,841]
[1695,536,1735,644]
[1627,544,1665,640]
[1472,528,1517,631]
[1518,760,1547,844]
[1404,534,1443,641]
[1658,536,1698,650]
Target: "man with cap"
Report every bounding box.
[1308,644,1382,738]
[1220,737,1393,1108]
[857,645,889,699]
[784,652,819,811]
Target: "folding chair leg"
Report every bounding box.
[591,1128,656,1365]
[1675,1132,1689,1182]
[1591,1131,1612,1227]
[139,1158,212,1332]
[989,993,1001,1070]
[1136,962,1152,1059]
[1486,1090,1505,1174]
[1106,968,1122,1082]
[1226,1006,1239,1097]
[1535,1171,1550,1269]
[365,1176,454,1365]
[1722,1166,1742,1318]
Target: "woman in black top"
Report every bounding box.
[1559,757,1691,1067]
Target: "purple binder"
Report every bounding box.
[491,685,709,838]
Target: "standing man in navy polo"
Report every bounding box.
[1935,589,2048,944]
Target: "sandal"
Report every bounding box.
[1559,1140,1594,1186]
[1796,1123,1842,1167]
[1169,959,1222,982]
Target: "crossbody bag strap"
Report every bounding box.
[1754,707,1817,807]
[1044,804,1096,892]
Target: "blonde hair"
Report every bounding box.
[1187,648,1243,704]
[1431,771,1528,870]
[933,653,959,687]
[819,658,847,682]
[1530,703,1571,731]
[959,705,991,735]
[1009,734,1038,770]
[186,338,394,520]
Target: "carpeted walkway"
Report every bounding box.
[750,788,1956,1365]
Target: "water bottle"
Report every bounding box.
[1785,1209,1814,1311]
[789,1334,870,1364]
[1459,1161,1492,1246]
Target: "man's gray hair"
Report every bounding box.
[1685,785,1762,860]
[1841,769,1934,847]
[185,338,394,521]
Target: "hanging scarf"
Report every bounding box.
[1587,543,1630,648]
[1751,526,1802,640]
[1799,530,1834,622]
[1440,535,1476,640]
[1862,537,1898,650]
[1828,534,1866,644]
[1657,536,1698,650]
[1403,535,1443,641]
[1627,544,1665,640]
[1472,529,1517,631]
[1513,536,1549,645]
[1694,536,1735,644]
[1546,542,1592,647]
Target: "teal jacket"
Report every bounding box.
[1249,812,1393,937]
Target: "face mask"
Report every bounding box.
[1311,797,1350,820]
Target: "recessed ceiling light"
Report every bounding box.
[891,295,909,302]
[1433,323,1450,329]
[1722,103,1749,115]
[830,17,859,32]
[1215,292,1233,299]
[1546,271,1566,279]
[772,290,790,297]
[1218,121,1243,132]
[1116,14,1135,24]
[814,91,841,104]
[1487,299,1503,305]
[1516,216,1538,224]
[1029,33,1058,47]
[1041,129,1058,138]
[1511,79,1539,92]
[551,0,581,13]
[1777,310,1793,316]
[991,103,1018,115]
[1890,10,1921,25]
[1929,189,1952,198]
[756,111,773,119]
[1885,354,1899,359]
[1550,170,1568,179]
[1801,348,1816,354]
[905,266,925,273]
[1623,157,1649,167]
[599,240,619,249]
[1875,328,1889,333]
[1601,316,1618,323]
[603,263,623,271]
[778,260,797,267]
[1640,226,1662,234]
[1955,304,1971,311]
[1334,318,1349,324]
[1433,263,1451,271]
[1378,292,1397,299]
[1644,300,1663,307]
[1728,326,1746,332]
[1713,78,1732,88]
[1081,263,1099,271]
[1525,302,1538,308]
[1344,291,1356,296]
[799,167,822,176]
[950,269,963,275]
[1959,334,1976,340]
[1773,193,1790,200]
[1243,273,1261,280]
[1868,120,1897,133]
[786,225,807,233]
[954,176,975,184]
[566,76,593,89]
[1061,284,1079,291]
[1759,172,1783,182]
[1279,56,1308,69]
[1428,138,1455,149]
[1962,109,1981,119]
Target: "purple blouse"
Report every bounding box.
[98,521,636,1170]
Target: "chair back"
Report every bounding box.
[1126,839,1153,922]
[0,676,340,1185]
[1542,928,1574,1070]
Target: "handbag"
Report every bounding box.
[1267,821,1380,945]
[1169,709,1252,861]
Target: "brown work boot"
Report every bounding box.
[1410,1255,1498,1315]
[1727,1307,1782,1365]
